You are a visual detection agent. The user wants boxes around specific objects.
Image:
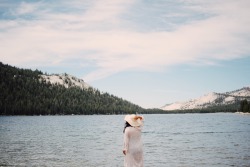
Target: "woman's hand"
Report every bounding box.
[123,149,127,155]
[135,115,144,120]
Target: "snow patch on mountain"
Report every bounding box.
[161,87,250,110]
[40,73,90,89]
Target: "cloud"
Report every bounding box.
[0,0,250,81]
[11,1,40,15]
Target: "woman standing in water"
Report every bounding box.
[123,114,144,167]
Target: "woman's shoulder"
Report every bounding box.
[125,126,133,131]
[126,126,142,132]
[125,126,133,133]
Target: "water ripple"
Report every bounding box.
[0,114,250,166]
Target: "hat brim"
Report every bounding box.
[124,114,144,127]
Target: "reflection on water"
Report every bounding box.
[0,113,249,167]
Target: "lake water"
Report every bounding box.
[0,113,249,167]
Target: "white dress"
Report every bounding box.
[123,126,144,167]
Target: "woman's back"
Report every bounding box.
[124,127,143,167]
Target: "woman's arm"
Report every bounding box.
[123,129,129,155]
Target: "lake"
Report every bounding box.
[0,113,249,167]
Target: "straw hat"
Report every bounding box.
[124,114,144,127]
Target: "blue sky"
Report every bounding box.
[0,0,250,108]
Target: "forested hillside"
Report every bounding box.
[1,62,247,115]
[0,62,144,115]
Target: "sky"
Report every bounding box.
[0,0,250,109]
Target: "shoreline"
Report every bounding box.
[235,111,250,115]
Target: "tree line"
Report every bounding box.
[0,62,144,115]
[0,62,247,115]
[239,99,250,112]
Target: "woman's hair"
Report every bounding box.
[123,121,132,133]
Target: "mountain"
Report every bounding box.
[0,62,144,115]
[161,87,250,110]
[40,73,90,89]
[1,61,247,115]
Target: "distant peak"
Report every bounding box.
[40,73,90,89]
[161,86,250,111]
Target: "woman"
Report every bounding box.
[123,114,144,167]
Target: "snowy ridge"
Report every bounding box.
[161,87,250,110]
[40,73,90,89]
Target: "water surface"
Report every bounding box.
[0,113,249,166]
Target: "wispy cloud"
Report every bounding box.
[12,2,40,15]
[0,0,249,82]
